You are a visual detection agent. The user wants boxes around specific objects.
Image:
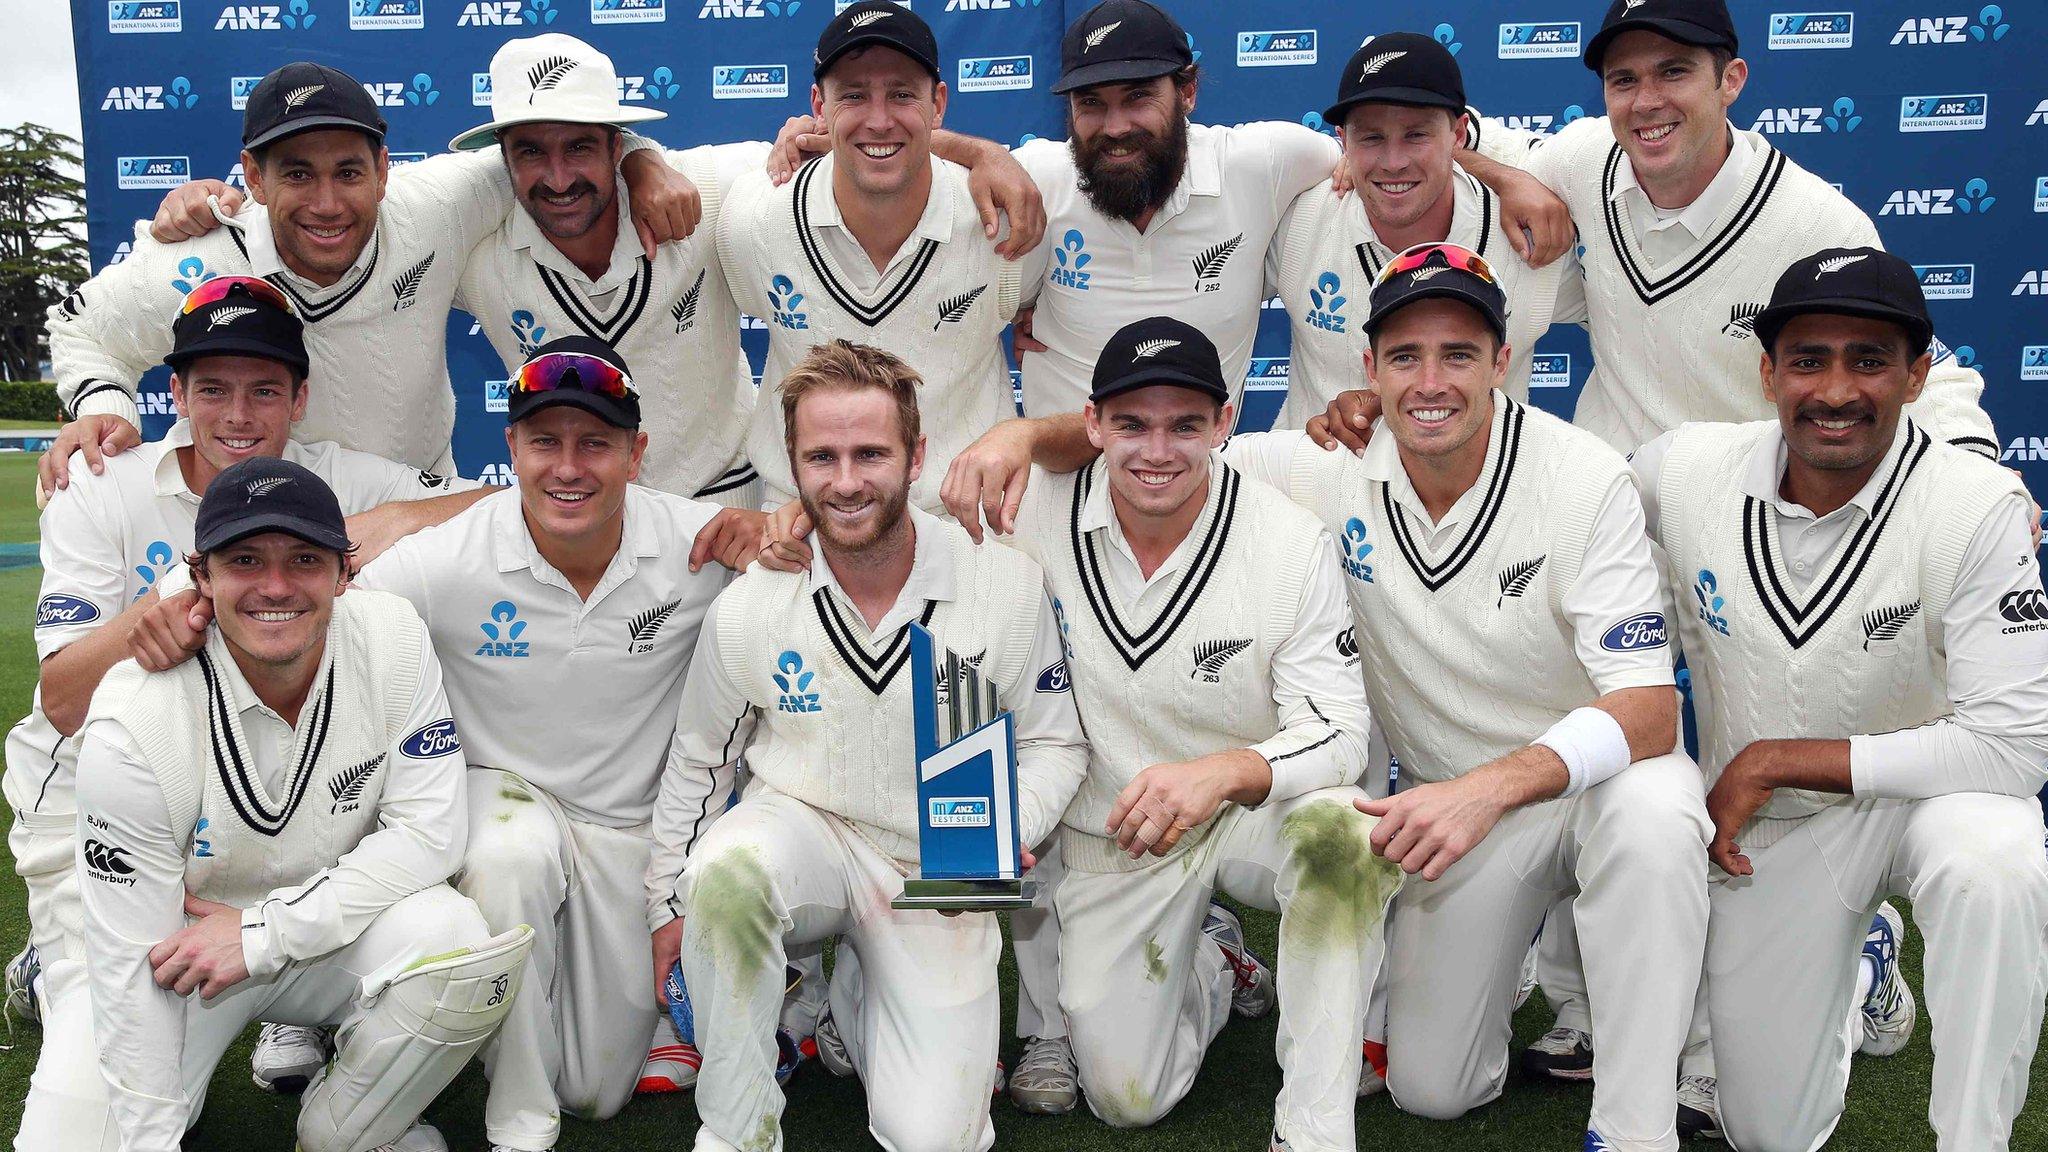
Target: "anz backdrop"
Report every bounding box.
[68,0,2048,494]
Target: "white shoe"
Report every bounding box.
[367,1122,448,1152]
[1008,1035,1078,1115]
[812,1008,855,1079]
[1858,902,1917,1057]
[1518,1025,1593,1082]
[636,1038,700,1093]
[4,944,42,1028]
[252,1022,330,1094]
[1203,904,1276,1019]
[1676,1074,1722,1140]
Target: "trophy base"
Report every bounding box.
[892,876,1041,912]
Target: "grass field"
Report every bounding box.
[0,447,2042,1150]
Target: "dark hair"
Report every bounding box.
[188,540,357,585]
[1707,47,1734,83]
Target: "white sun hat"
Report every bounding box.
[450,33,665,151]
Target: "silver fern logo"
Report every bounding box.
[206,305,258,331]
[1814,253,1870,279]
[629,598,684,653]
[933,285,987,330]
[526,55,579,100]
[391,253,434,311]
[1723,301,1765,339]
[1407,265,1449,282]
[1497,555,1546,607]
[1358,50,1408,79]
[672,269,705,333]
[328,756,382,813]
[283,84,324,111]
[1192,638,1253,683]
[1624,0,1646,9]
[1192,233,1243,283]
[1085,20,1121,50]
[245,476,292,499]
[848,9,889,26]
[1132,338,1180,360]
[1862,600,1920,650]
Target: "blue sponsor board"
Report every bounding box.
[958,55,1032,92]
[349,0,423,29]
[1899,93,1988,132]
[592,0,662,23]
[1768,11,1853,49]
[1236,29,1317,67]
[712,64,788,100]
[1530,352,1572,388]
[108,0,181,31]
[1914,263,1976,300]
[1498,21,1580,58]
[117,155,190,189]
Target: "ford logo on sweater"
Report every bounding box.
[36,595,102,628]
[401,719,462,760]
[1600,613,1669,653]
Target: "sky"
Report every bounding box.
[2,3,84,139]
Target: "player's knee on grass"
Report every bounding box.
[1386,1059,1497,1122]
[458,786,564,909]
[682,842,785,983]
[1914,808,2048,925]
[1278,800,1399,944]
[1071,1045,1179,1128]
[866,1076,991,1152]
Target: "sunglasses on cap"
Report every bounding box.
[513,351,639,400]
[180,274,296,318]
[1373,242,1500,288]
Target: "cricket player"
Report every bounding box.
[647,340,1087,1151]
[1638,247,2048,1152]
[7,282,493,1144]
[65,456,532,1152]
[1231,246,1704,1151]
[1268,33,1581,426]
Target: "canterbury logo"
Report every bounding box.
[206,305,257,331]
[672,269,705,332]
[391,253,434,310]
[1723,302,1765,338]
[526,55,579,97]
[1815,254,1869,279]
[328,756,381,809]
[1861,601,1920,649]
[1084,20,1120,50]
[1358,50,1408,78]
[848,9,890,25]
[1192,638,1253,683]
[934,285,986,329]
[1132,338,1180,360]
[245,476,292,499]
[1497,555,1545,606]
[1998,588,2048,625]
[1192,233,1243,280]
[83,839,134,875]
[283,84,324,111]
[1407,265,1448,282]
[629,598,683,650]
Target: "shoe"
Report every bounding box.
[365,1122,448,1152]
[1519,1025,1593,1082]
[775,1026,807,1086]
[1516,938,1539,1011]
[4,944,42,1028]
[1357,1039,1387,1098]
[1584,1130,1613,1151]
[812,1008,855,1078]
[1676,1074,1721,1140]
[1008,1035,1078,1115]
[1203,904,1276,1019]
[993,1058,1007,1097]
[1858,903,1917,1057]
[252,1023,330,1095]
[636,1040,701,1094]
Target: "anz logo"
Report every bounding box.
[1050,229,1092,291]
[697,0,797,16]
[348,0,424,28]
[1340,517,1375,584]
[511,310,549,356]
[768,274,808,330]
[475,601,532,657]
[1694,570,1730,636]
[1768,12,1853,50]
[1881,178,1995,215]
[109,0,183,32]
[478,462,516,486]
[774,650,821,713]
[1305,271,1347,333]
[712,64,789,100]
[1752,97,1861,134]
[1889,6,2010,44]
[1501,104,1587,135]
[101,77,200,111]
[214,0,313,25]
[133,540,175,599]
[620,67,683,102]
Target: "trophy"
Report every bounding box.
[892,623,1038,911]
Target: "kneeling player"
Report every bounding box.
[72,460,529,1152]
[1641,248,2048,1152]
[646,341,1087,1152]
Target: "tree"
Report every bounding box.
[0,123,89,382]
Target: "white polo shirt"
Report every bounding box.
[353,484,726,828]
[4,422,471,820]
[1012,122,1340,418]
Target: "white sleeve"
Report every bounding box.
[47,224,191,427]
[33,471,129,660]
[383,147,516,258]
[1464,112,1547,168]
[1251,542,1370,803]
[1626,429,1679,543]
[1850,496,2048,800]
[646,595,750,930]
[1009,139,1065,307]
[1548,243,1589,326]
[238,638,468,978]
[350,535,433,614]
[1217,430,1307,493]
[334,447,480,510]
[75,720,191,1152]
[714,179,769,317]
[1907,343,2000,460]
[666,139,773,198]
[1558,475,1678,695]
[1001,592,1089,851]
[1248,120,1343,207]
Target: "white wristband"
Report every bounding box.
[1532,706,1631,798]
[154,561,196,601]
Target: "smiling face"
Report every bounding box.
[1599,32,1746,205]
[1341,104,1464,237]
[790,385,923,556]
[1085,385,1231,524]
[1066,74,1193,223]
[245,129,389,286]
[1365,297,1508,464]
[506,405,645,549]
[172,355,308,492]
[1763,313,1928,476]
[500,121,623,241]
[814,47,945,203]
[197,531,345,681]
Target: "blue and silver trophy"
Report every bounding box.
[892,623,1036,911]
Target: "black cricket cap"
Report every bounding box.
[242,62,387,151]
[1324,33,1467,128]
[1754,247,1934,358]
[1585,0,1738,73]
[1052,0,1192,96]
[1090,317,1229,405]
[195,457,352,555]
[815,1,941,81]
[509,336,642,430]
[165,283,310,376]
[1363,247,1509,343]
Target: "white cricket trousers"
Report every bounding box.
[1382,753,1708,1152]
[1709,793,2048,1152]
[460,768,656,1151]
[1057,787,1395,1152]
[13,884,493,1152]
[1008,833,1065,1041]
[681,788,1003,1152]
